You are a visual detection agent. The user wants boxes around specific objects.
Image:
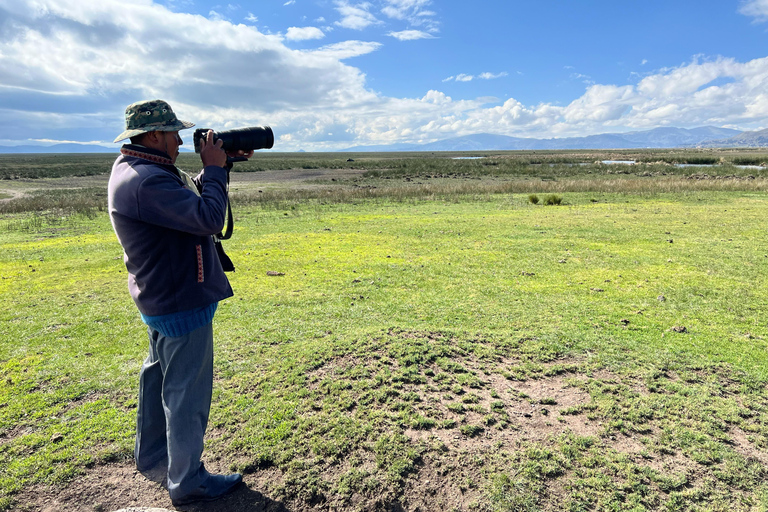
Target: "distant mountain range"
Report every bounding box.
[0,143,117,154]
[341,126,753,152]
[0,126,766,154]
[0,143,195,154]
[694,127,768,148]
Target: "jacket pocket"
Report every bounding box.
[196,244,204,283]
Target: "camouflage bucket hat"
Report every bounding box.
[113,99,195,143]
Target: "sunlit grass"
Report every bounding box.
[2,149,768,510]
[3,189,768,510]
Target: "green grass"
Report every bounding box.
[3,154,768,510]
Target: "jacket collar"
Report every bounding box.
[120,144,175,166]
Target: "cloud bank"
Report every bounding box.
[740,0,768,22]
[0,0,766,150]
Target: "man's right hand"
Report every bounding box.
[199,130,228,168]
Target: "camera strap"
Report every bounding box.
[213,166,235,272]
[217,163,234,241]
[217,201,234,240]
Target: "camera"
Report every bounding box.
[191,126,274,272]
[193,126,274,154]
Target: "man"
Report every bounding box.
[108,99,247,506]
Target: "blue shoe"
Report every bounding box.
[171,472,243,506]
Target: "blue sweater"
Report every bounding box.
[108,145,233,317]
[141,302,218,337]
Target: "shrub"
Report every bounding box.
[543,194,562,205]
[528,194,539,204]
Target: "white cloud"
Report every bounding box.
[284,0,296,5]
[286,26,325,41]
[443,72,507,82]
[380,0,437,30]
[387,29,433,40]
[334,1,380,30]
[570,73,594,85]
[0,0,378,137]
[306,40,382,59]
[740,0,768,22]
[245,12,258,22]
[381,0,432,19]
[208,10,228,21]
[478,72,508,80]
[0,0,767,150]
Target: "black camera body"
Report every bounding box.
[193,126,274,154]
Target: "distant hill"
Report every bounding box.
[0,143,116,154]
[0,143,196,154]
[342,126,747,152]
[696,128,768,148]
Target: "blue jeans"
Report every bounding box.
[135,322,214,500]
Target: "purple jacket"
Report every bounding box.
[108,145,233,316]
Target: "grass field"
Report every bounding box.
[2,150,768,511]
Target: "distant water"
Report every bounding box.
[674,163,764,170]
[600,160,764,170]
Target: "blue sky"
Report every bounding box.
[0,0,767,150]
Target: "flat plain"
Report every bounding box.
[2,148,768,512]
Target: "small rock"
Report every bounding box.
[266,271,285,276]
[113,509,175,512]
[657,295,666,302]
[50,433,64,443]
[671,326,688,333]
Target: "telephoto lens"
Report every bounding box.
[194,126,274,153]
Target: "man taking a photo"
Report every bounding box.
[108,99,249,506]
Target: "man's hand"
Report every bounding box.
[199,130,228,168]
[227,149,255,159]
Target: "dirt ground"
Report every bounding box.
[9,370,639,512]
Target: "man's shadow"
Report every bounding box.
[175,483,289,512]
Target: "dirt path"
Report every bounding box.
[0,188,27,202]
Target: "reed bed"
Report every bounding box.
[1,149,766,224]
[3,176,768,224]
[231,176,768,207]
